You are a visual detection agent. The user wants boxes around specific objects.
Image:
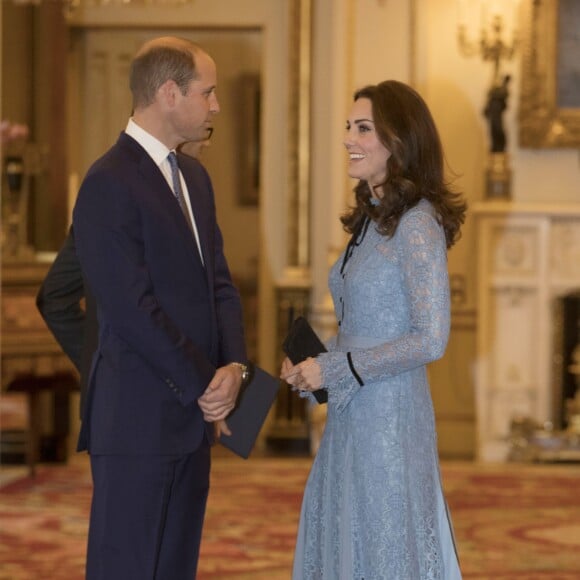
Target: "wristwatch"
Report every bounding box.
[230,362,250,385]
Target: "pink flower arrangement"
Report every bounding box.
[1,120,29,145]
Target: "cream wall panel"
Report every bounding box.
[490,225,538,277]
[551,220,580,283]
[352,0,412,87]
[429,309,477,459]
[80,34,140,176]
[489,288,538,390]
[474,202,580,461]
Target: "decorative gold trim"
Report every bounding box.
[519,0,580,148]
[287,0,312,267]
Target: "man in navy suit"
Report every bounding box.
[36,136,213,418]
[71,37,248,579]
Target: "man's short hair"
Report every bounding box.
[129,41,200,108]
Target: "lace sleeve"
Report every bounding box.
[325,334,337,350]
[317,209,450,412]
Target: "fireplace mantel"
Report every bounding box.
[473,201,580,461]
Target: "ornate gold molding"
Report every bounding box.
[519,0,580,148]
[287,0,312,267]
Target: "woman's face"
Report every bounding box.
[344,97,391,191]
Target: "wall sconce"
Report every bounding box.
[457,0,520,200]
[457,0,519,86]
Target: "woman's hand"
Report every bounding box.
[280,356,323,392]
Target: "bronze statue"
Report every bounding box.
[484,74,511,153]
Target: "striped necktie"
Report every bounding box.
[167,151,194,234]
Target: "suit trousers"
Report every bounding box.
[86,442,211,580]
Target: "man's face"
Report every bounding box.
[172,51,220,144]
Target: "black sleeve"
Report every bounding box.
[36,226,85,371]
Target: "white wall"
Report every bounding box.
[193,31,262,282]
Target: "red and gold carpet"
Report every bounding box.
[1,452,580,579]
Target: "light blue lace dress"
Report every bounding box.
[292,200,462,580]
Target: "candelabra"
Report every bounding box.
[457,1,519,199]
[458,12,518,87]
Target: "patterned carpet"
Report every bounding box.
[1,451,580,579]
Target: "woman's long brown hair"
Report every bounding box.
[342,80,466,249]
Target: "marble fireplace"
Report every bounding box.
[473,201,580,461]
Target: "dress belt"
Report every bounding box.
[336,333,386,349]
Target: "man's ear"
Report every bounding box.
[158,79,178,109]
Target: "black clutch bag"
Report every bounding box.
[282,316,328,404]
[218,365,280,459]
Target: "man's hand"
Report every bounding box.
[214,419,231,439]
[198,363,243,422]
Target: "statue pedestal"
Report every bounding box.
[485,152,511,200]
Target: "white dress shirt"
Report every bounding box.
[125,119,204,264]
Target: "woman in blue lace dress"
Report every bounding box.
[281,80,466,579]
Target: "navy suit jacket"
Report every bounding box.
[72,132,246,455]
